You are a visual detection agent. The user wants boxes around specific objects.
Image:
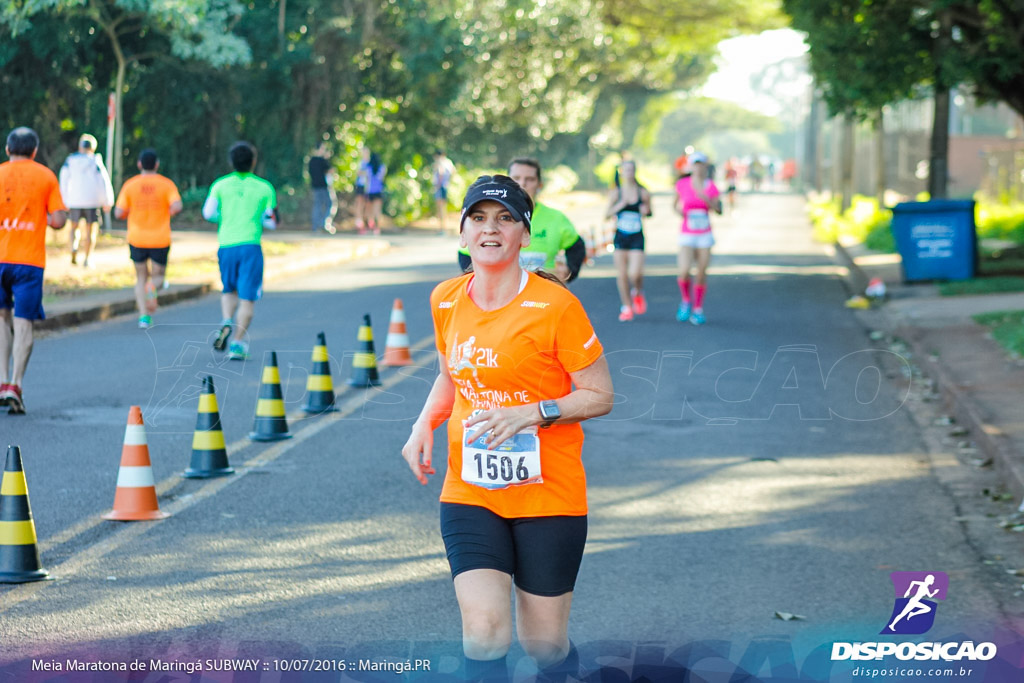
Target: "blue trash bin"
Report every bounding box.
[890,200,977,282]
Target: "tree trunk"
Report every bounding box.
[874,109,886,206]
[929,9,951,200]
[97,13,127,191]
[804,93,820,192]
[618,88,651,151]
[831,117,841,203]
[839,114,855,212]
[114,57,125,192]
[929,88,950,199]
[278,0,287,53]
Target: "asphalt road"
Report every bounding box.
[0,193,1015,681]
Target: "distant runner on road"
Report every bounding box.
[360,151,386,236]
[675,152,721,326]
[432,149,456,235]
[353,146,370,234]
[605,159,651,322]
[0,127,68,414]
[115,148,182,329]
[59,133,113,268]
[203,141,277,361]
[308,143,336,234]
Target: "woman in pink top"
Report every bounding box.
[674,152,721,325]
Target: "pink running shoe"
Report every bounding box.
[631,290,647,315]
[618,306,634,322]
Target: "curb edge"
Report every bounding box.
[833,240,1024,503]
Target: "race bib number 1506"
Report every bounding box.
[461,425,542,490]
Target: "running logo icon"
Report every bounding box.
[881,571,949,635]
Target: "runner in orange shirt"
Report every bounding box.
[401,175,613,682]
[115,149,182,328]
[0,127,68,414]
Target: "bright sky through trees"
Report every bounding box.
[701,29,810,117]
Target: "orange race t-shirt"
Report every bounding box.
[115,173,181,248]
[0,159,66,268]
[431,272,605,518]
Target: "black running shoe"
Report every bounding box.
[213,321,232,351]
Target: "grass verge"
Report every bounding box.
[939,276,1024,296]
[974,310,1024,358]
[42,240,300,302]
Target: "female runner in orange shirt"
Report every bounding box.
[402,175,614,682]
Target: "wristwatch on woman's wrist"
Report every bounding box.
[538,400,561,428]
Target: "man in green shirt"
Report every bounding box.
[457,157,586,283]
[202,141,277,360]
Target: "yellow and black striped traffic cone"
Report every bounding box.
[0,445,50,583]
[303,331,338,414]
[184,376,234,478]
[249,352,292,441]
[347,314,382,387]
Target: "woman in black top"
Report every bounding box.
[604,160,651,322]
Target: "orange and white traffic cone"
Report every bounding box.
[103,406,170,521]
[382,298,413,367]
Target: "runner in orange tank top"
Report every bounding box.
[402,175,613,682]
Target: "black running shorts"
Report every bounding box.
[613,230,645,251]
[129,245,170,265]
[440,502,587,597]
[69,207,100,223]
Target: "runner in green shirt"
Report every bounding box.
[457,157,586,283]
[202,141,277,360]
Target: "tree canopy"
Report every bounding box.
[2,0,782,215]
[784,0,1024,119]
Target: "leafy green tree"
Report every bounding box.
[784,0,945,198]
[2,0,787,222]
[783,0,932,118]
[946,1,1024,117]
[785,0,1024,199]
[1,0,251,187]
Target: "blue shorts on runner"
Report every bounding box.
[440,502,587,597]
[217,244,263,301]
[0,263,45,320]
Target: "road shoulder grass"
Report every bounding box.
[974,309,1024,359]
